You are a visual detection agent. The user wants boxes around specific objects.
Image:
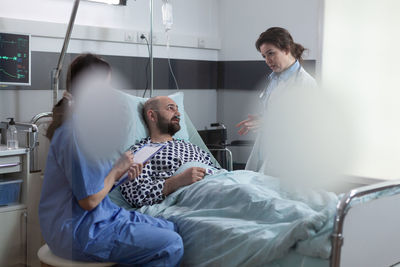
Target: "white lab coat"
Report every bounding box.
[245,65,317,174]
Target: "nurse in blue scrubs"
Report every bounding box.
[236,27,317,172]
[39,54,183,266]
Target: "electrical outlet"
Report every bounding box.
[124,31,136,43]
[138,32,158,44]
[138,32,149,44]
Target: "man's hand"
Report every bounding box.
[178,167,206,186]
[163,167,206,196]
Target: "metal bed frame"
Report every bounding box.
[209,147,233,171]
[330,179,400,267]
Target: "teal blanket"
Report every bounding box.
[110,169,337,266]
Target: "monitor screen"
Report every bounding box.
[0,32,31,86]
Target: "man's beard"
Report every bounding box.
[156,114,181,136]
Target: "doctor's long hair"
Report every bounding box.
[46,53,111,140]
[255,27,306,63]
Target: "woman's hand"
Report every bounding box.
[78,152,140,212]
[128,163,143,180]
[236,114,260,135]
[113,151,135,182]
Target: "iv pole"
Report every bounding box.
[31,0,155,171]
[51,0,80,106]
[51,0,154,100]
[150,0,154,97]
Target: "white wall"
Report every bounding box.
[216,0,322,152]
[0,0,219,129]
[0,0,220,59]
[218,0,322,61]
[0,0,323,166]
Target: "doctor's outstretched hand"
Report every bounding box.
[236,114,261,136]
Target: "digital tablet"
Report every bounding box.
[133,143,166,164]
[111,143,166,191]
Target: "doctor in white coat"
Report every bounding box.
[236,27,317,173]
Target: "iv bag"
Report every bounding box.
[162,1,173,31]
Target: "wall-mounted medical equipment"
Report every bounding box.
[0,32,31,86]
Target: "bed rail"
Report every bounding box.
[29,112,52,172]
[330,179,400,267]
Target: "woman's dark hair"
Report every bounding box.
[255,27,306,62]
[46,53,111,140]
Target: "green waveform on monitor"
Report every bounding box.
[0,40,16,45]
[0,68,25,79]
[0,56,18,61]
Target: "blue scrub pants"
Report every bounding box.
[86,211,184,267]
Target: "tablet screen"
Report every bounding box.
[133,144,166,164]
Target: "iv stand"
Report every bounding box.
[51,0,80,106]
[150,0,154,97]
[50,0,155,100]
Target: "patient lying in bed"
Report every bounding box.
[120,95,219,208]
[117,95,337,266]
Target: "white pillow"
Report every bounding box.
[117,91,189,151]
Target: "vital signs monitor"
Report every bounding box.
[0,32,31,86]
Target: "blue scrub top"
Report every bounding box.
[39,119,179,263]
[39,119,119,259]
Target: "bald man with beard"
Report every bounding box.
[120,96,218,208]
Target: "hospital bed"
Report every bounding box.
[30,91,400,267]
[104,91,400,267]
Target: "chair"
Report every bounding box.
[37,244,115,267]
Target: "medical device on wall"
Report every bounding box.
[162,0,173,31]
[0,32,31,86]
